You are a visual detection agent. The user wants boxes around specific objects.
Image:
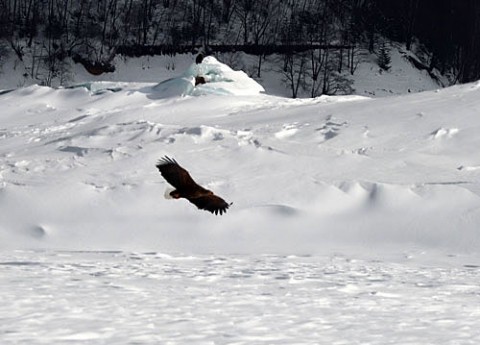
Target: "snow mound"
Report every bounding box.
[152,56,265,98]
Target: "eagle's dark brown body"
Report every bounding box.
[156,156,231,215]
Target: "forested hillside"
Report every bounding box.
[1,0,479,92]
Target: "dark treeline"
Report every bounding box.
[371,0,480,84]
[0,0,479,90]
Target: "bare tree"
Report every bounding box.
[250,0,282,77]
[235,0,254,44]
[281,52,308,98]
[221,0,236,23]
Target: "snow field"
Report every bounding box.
[1,250,480,345]
[1,74,480,253]
[1,56,480,344]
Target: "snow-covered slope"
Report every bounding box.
[1,45,443,98]
[2,56,480,345]
[1,57,480,255]
[352,45,444,97]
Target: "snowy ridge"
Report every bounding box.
[1,74,480,254]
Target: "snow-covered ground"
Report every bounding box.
[0,44,443,98]
[2,250,479,344]
[1,57,480,344]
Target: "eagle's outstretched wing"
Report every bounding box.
[156,156,203,192]
[188,194,231,215]
[156,156,231,215]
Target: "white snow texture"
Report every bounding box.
[1,55,480,344]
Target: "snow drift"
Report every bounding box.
[1,61,480,255]
[151,56,265,98]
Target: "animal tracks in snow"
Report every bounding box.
[273,116,350,147]
[276,120,353,151]
[274,123,301,139]
[315,116,349,143]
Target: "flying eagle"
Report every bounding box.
[156,156,231,215]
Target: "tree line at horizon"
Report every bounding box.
[1,0,479,94]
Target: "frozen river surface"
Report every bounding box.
[1,250,480,344]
